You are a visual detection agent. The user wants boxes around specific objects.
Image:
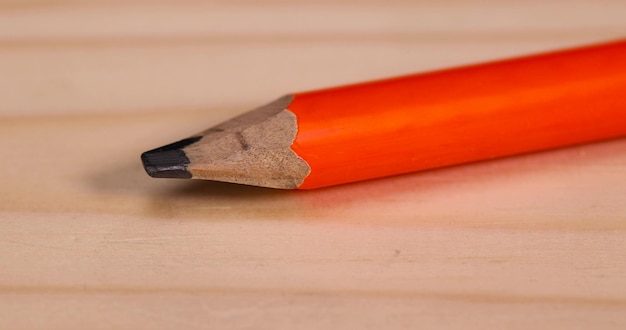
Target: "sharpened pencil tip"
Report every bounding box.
[141,136,202,179]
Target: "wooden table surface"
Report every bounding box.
[1,1,626,329]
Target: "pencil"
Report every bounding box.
[141,39,626,189]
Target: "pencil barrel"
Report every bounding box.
[288,40,626,189]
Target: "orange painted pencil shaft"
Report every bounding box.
[288,40,626,189]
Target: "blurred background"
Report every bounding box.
[1,0,624,118]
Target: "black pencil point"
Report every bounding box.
[141,136,202,179]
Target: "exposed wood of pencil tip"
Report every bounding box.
[141,95,311,189]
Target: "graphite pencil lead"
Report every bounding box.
[141,136,202,179]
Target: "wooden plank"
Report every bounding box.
[2,107,626,328]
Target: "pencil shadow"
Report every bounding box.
[86,157,294,220]
[88,161,151,194]
[88,158,277,197]
[87,137,626,223]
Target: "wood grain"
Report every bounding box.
[1,0,625,329]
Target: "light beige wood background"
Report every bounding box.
[1,0,626,329]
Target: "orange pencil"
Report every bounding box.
[142,39,626,189]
